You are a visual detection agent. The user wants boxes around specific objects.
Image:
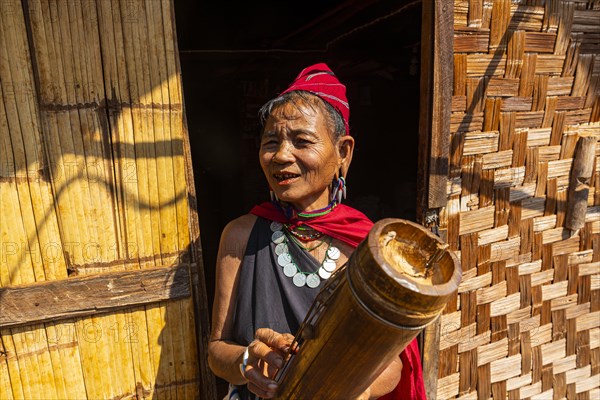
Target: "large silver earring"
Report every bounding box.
[330,176,347,204]
[270,188,279,202]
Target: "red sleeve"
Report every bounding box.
[377,338,427,400]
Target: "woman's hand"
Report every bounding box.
[244,328,295,399]
[362,356,403,399]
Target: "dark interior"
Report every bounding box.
[174,0,422,393]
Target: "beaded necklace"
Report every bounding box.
[286,224,323,241]
[270,221,340,288]
[275,199,338,220]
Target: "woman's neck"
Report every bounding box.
[288,191,331,213]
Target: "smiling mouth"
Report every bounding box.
[273,172,301,182]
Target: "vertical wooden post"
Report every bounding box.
[418,0,453,214]
[565,136,596,231]
[416,0,454,399]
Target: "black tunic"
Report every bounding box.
[231,217,324,399]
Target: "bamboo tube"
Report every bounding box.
[275,219,461,399]
[566,136,596,231]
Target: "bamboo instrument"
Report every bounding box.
[275,219,461,399]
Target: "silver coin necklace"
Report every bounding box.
[270,221,340,288]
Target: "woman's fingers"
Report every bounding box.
[244,363,278,398]
[247,380,278,399]
[281,332,295,342]
[266,362,280,380]
[280,332,298,354]
[255,328,294,355]
[244,328,296,397]
[249,339,285,369]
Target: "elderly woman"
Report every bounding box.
[208,64,425,399]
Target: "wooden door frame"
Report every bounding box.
[416,0,454,398]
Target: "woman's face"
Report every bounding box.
[260,99,345,211]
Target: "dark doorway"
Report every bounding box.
[175,0,422,395]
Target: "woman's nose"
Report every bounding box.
[273,141,295,163]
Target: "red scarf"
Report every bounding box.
[250,202,372,248]
[250,201,426,399]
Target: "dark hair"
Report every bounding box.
[258,90,346,140]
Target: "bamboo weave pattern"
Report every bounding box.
[437,1,600,399]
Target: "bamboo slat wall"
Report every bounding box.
[436,1,600,399]
[0,1,205,398]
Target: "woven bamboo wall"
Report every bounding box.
[436,1,600,399]
[0,0,203,398]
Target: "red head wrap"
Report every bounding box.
[281,63,350,135]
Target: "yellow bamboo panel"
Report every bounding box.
[1,0,205,398]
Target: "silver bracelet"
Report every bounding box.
[239,346,249,379]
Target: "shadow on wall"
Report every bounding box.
[0,0,212,398]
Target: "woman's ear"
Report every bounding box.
[338,135,355,178]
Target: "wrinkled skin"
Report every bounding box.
[259,98,354,211]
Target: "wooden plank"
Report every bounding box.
[418,2,453,397]
[418,0,452,212]
[0,265,191,328]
